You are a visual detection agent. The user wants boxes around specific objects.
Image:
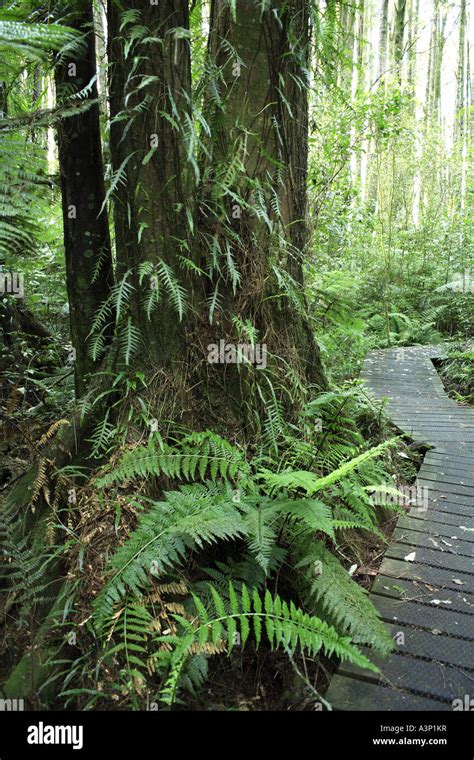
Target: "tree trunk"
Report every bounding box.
[107,0,193,373]
[393,0,407,80]
[378,0,389,83]
[55,1,114,398]
[203,0,326,389]
[107,0,326,433]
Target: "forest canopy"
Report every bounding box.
[0,0,472,713]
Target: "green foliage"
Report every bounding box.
[0,470,68,622]
[296,541,394,656]
[0,19,76,62]
[1,0,471,715]
[259,437,398,496]
[438,344,474,404]
[159,582,379,706]
[89,418,399,703]
[93,482,247,622]
[95,431,248,488]
[0,134,48,258]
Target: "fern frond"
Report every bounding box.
[159,581,379,705]
[95,431,247,488]
[37,419,69,448]
[259,438,398,495]
[94,484,246,622]
[296,541,394,656]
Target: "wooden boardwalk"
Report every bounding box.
[326,345,474,710]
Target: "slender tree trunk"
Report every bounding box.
[393,0,407,81]
[107,0,193,371]
[406,0,419,90]
[378,0,389,83]
[455,0,468,209]
[55,1,114,398]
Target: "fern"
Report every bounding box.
[295,541,394,656]
[94,483,246,622]
[138,259,188,321]
[259,437,399,495]
[95,431,248,488]
[158,581,379,705]
[119,317,142,366]
[0,20,77,60]
[0,469,69,621]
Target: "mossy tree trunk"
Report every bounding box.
[200,0,327,408]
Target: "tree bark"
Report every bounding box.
[107,0,193,370]
[394,0,407,80]
[378,0,389,83]
[55,0,114,398]
[107,0,326,433]
[202,0,326,388]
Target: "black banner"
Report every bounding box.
[0,710,472,758]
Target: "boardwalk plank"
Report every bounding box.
[372,575,474,615]
[386,543,474,574]
[372,593,474,639]
[392,526,474,557]
[328,345,474,710]
[339,652,474,703]
[325,675,448,711]
[379,557,474,592]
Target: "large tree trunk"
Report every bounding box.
[203,0,326,390]
[107,0,326,435]
[55,1,114,398]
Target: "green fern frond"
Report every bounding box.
[159,581,379,705]
[95,431,248,488]
[94,484,246,622]
[259,437,398,495]
[297,541,394,656]
[119,317,142,366]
